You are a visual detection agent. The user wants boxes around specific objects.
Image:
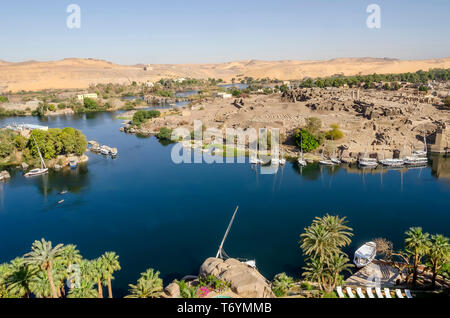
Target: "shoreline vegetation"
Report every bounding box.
[0,127,88,171]
[0,215,448,299]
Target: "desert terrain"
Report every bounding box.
[1,57,450,92]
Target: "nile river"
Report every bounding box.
[0,112,449,296]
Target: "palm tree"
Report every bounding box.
[6,258,37,298]
[125,269,163,298]
[0,263,10,298]
[300,224,334,263]
[405,227,430,287]
[101,252,121,298]
[29,271,52,298]
[272,273,295,296]
[315,214,353,248]
[300,215,353,264]
[427,234,449,288]
[92,258,106,298]
[327,254,353,290]
[67,280,98,298]
[23,239,64,298]
[57,244,82,296]
[301,258,330,291]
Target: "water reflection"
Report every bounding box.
[430,154,450,181]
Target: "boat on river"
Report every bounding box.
[216,206,256,268]
[404,156,428,166]
[379,149,404,167]
[24,135,49,178]
[358,145,378,167]
[353,241,377,268]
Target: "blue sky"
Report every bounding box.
[0,0,449,64]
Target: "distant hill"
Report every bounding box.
[1,57,449,92]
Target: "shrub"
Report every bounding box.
[444,96,450,107]
[294,129,319,153]
[322,291,338,298]
[132,110,161,127]
[0,96,9,103]
[271,273,294,297]
[0,130,15,158]
[14,135,28,151]
[57,103,66,109]
[300,282,313,291]
[156,127,173,141]
[325,125,344,140]
[83,97,98,110]
[48,104,56,112]
[305,117,322,134]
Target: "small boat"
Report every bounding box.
[298,148,307,166]
[404,156,428,166]
[69,159,78,169]
[358,145,378,167]
[271,157,280,165]
[110,148,118,157]
[25,168,49,177]
[412,132,428,157]
[319,159,335,166]
[353,241,377,268]
[25,135,49,178]
[100,148,110,156]
[58,200,65,204]
[279,158,286,165]
[330,149,341,165]
[359,158,378,167]
[59,190,68,195]
[353,242,377,268]
[379,149,404,167]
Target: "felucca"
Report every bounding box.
[24,135,49,177]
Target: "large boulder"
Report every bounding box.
[199,258,274,298]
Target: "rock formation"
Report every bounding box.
[199,257,274,298]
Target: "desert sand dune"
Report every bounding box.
[0,57,449,92]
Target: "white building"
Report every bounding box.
[77,93,98,101]
[216,92,233,99]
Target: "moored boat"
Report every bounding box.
[353,241,377,268]
[24,135,49,178]
[404,156,428,166]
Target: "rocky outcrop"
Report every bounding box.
[199,258,274,298]
[0,170,11,182]
[281,89,311,103]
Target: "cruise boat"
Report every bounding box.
[24,135,49,178]
[353,241,377,268]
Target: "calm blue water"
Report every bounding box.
[0,112,449,297]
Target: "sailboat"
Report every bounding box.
[216,206,256,268]
[379,148,404,167]
[319,145,334,166]
[404,143,428,166]
[358,144,378,167]
[297,146,307,166]
[330,148,341,165]
[24,135,49,177]
[412,132,427,157]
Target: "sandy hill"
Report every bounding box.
[0,57,449,92]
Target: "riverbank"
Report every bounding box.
[118,86,450,161]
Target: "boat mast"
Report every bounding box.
[32,134,46,169]
[423,131,427,152]
[216,206,239,259]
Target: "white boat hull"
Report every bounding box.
[353,241,377,268]
[25,168,49,177]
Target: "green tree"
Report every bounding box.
[67,280,98,298]
[405,227,430,288]
[126,269,163,298]
[427,234,449,288]
[271,273,294,297]
[101,252,121,298]
[83,98,98,110]
[23,239,64,298]
[302,258,329,291]
[294,129,319,153]
[5,258,37,298]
